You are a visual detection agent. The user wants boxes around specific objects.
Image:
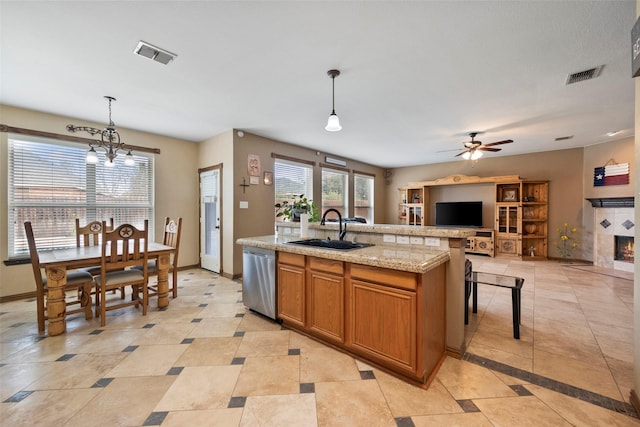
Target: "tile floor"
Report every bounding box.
[1,256,638,426]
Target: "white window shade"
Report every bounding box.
[274,159,314,221]
[321,168,348,216]
[8,136,154,256]
[354,173,374,223]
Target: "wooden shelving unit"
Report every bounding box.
[398,186,429,226]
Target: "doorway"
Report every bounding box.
[199,165,221,273]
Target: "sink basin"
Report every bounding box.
[287,238,374,251]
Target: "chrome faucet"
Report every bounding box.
[320,208,346,241]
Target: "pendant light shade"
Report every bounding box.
[325,69,342,132]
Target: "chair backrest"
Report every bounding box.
[100,220,149,273]
[24,221,45,296]
[76,218,114,247]
[163,217,182,266]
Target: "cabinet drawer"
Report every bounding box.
[278,251,305,267]
[309,256,343,274]
[351,264,417,291]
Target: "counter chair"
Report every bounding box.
[24,221,94,333]
[95,220,149,326]
[133,217,182,299]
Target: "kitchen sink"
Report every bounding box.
[286,238,374,251]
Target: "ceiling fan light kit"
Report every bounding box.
[325,69,342,132]
[455,132,513,160]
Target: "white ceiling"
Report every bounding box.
[0,1,635,168]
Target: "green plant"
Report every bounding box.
[275,194,319,222]
[555,222,578,261]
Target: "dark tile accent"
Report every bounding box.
[143,323,155,329]
[123,345,138,352]
[359,370,376,380]
[167,367,183,375]
[191,318,202,323]
[511,384,533,396]
[231,357,245,365]
[56,353,76,362]
[235,313,245,318]
[623,219,634,230]
[288,348,301,356]
[300,383,315,394]
[143,411,168,426]
[92,377,114,388]
[395,417,415,427]
[600,219,611,228]
[464,353,639,419]
[89,329,104,335]
[10,322,27,328]
[0,312,6,315]
[181,338,195,344]
[457,399,481,413]
[233,331,245,337]
[204,292,213,295]
[0,364,5,368]
[4,390,33,402]
[198,303,208,307]
[228,396,246,408]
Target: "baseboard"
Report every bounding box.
[0,291,36,304]
[630,389,640,417]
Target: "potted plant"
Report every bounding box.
[275,194,319,222]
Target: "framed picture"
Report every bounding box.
[502,187,518,202]
[249,176,260,185]
[263,171,273,185]
[247,154,261,177]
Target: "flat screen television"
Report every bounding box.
[435,201,483,227]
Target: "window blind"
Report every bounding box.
[354,173,374,223]
[274,158,313,221]
[321,168,349,216]
[8,135,154,256]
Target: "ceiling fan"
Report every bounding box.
[455,132,513,160]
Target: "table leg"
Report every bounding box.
[44,266,67,336]
[156,254,171,308]
[472,282,478,314]
[511,288,520,339]
[465,279,470,324]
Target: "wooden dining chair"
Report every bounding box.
[75,218,114,248]
[24,221,94,333]
[133,217,182,299]
[94,220,149,326]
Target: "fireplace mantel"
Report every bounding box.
[586,197,634,208]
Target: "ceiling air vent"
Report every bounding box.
[565,65,604,85]
[134,41,177,65]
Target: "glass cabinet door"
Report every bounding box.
[497,204,520,234]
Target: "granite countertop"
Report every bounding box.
[278,222,476,238]
[236,235,450,274]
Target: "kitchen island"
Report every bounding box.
[238,223,474,387]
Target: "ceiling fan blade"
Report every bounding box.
[484,139,513,147]
[454,151,469,157]
[478,147,502,152]
[437,148,466,153]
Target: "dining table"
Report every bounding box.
[38,241,175,336]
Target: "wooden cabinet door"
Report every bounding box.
[277,263,305,327]
[349,279,416,373]
[308,270,344,343]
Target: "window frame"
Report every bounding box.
[354,172,375,223]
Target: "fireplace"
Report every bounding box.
[614,235,634,263]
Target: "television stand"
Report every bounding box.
[465,228,494,257]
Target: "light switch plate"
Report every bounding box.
[383,234,396,243]
[397,236,410,244]
[425,237,441,247]
[410,237,423,245]
[239,201,249,209]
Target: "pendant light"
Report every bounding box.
[325,69,342,131]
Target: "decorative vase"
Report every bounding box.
[524,223,537,235]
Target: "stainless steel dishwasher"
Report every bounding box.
[242,246,276,320]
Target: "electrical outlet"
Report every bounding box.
[425,237,441,247]
[397,236,410,245]
[410,237,423,245]
[383,234,396,243]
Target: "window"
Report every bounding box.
[274,158,313,221]
[8,136,154,257]
[354,173,374,223]
[321,167,348,216]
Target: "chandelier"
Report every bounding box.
[67,96,134,167]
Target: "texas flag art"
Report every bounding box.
[594,163,630,186]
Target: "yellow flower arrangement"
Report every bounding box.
[555,222,578,261]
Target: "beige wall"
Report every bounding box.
[634,0,639,409]
[0,105,199,298]
[228,131,386,277]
